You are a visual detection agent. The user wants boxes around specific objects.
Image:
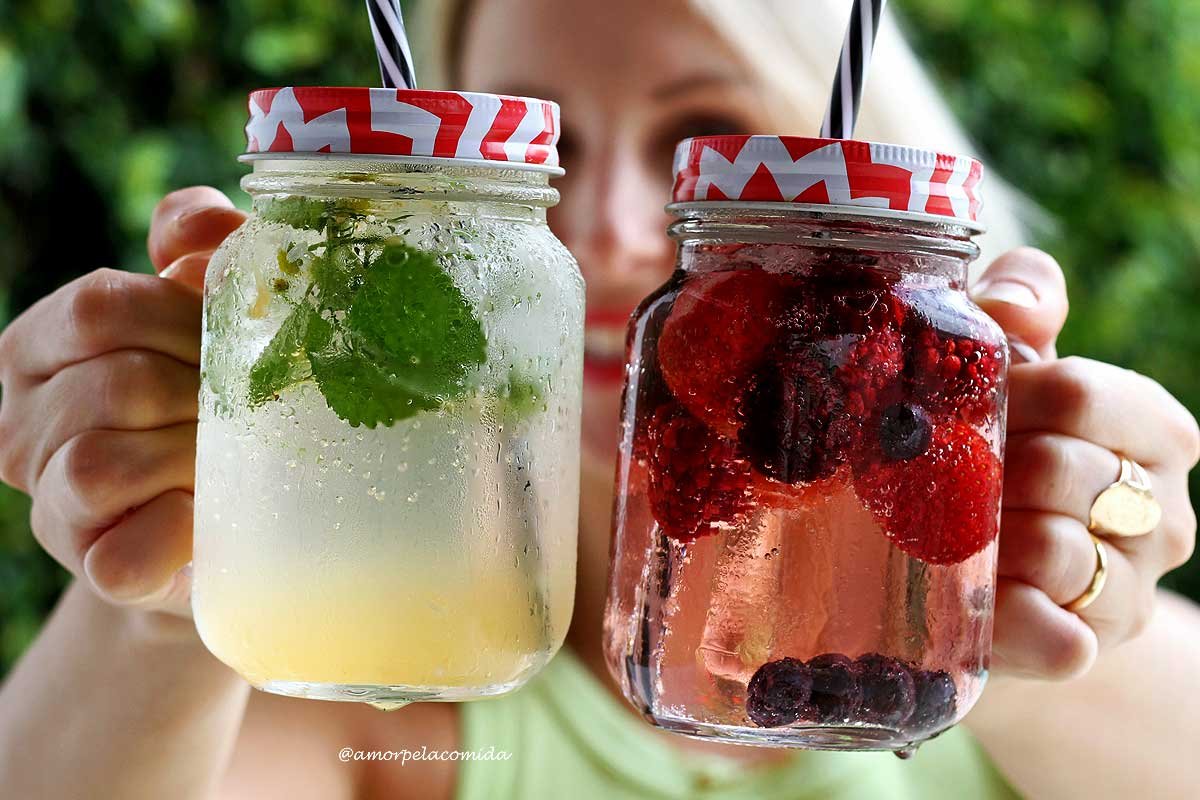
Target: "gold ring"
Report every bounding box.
[1064,534,1109,613]
[1088,456,1162,538]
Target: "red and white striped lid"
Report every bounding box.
[671,136,984,229]
[243,87,561,172]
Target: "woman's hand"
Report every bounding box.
[972,247,1199,679]
[0,187,245,616]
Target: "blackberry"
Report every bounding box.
[738,336,846,484]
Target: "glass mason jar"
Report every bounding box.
[193,88,583,708]
[605,136,1008,752]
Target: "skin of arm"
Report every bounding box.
[0,582,253,800]
[965,589,1200,800]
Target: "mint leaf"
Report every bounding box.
[498,370,549,420]
[241,234,487,428]
[247,306,316,406]
[259,196,370,234]
[304,242,486,428]
[259,197,332,232]
[305,312,440,428]
[344,242,487,401]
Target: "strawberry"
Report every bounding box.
[853,420,1002,565]
[644,404,755,542]
[657,269,799,439]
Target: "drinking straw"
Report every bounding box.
[819,0,886,139]
[365,0,417,89]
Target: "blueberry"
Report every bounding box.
[878,403,932,461]
[801,653,862,724]
[908,669,958,732]
[746,658,812,728]
[855,653,916,727]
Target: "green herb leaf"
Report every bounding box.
[259,196,371,234]
[259,196,333,232]
[498,370,549,420]
[244,236,489,428]
[247,305,316,406]
[305,311,440,428]
[345,243,487,404]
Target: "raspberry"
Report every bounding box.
[829,326,905,417]
[658,269,798,438]
[855,653,916,727]
[902,288,1006,422]
[877,403,932,461]
[908,669,958,732]
[785,281,906,418]
[800,653,862,724]
[738,336,848,484]
[644,404,755,542]
[853,420,1002,565]
[746,658,812,728]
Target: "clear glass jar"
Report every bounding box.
[604,206,1007,751]
[193,156,584,708]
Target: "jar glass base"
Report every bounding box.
[643,711,933,753]
[255,677,529,710]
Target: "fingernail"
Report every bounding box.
[974,280,1039,309]
[1007,335,1042,365]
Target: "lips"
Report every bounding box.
[584,308,634,386]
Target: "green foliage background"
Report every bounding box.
[0,0,1196,674]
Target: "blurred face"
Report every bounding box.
[461,0,777,541]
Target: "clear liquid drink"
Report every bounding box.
[605,136,1007,751]
[192,88,583,708]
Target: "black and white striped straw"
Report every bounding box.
[366,0,417,90]
[820,0,886,139]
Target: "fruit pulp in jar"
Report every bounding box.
[605,243,1007,749]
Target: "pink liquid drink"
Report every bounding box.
[604,137,1008,752]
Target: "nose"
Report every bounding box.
[555,140,672,283]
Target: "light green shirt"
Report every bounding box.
[457,648,1021,799]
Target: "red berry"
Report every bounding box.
[900,288,1006,423]
[658,270,798,438]
[853,420,1002,565]
[644,404,755,542]
[831,326,905,417]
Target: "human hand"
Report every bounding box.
[0,187,245,616]
[974,248,1199,679]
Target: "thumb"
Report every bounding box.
[971,247,1069,361]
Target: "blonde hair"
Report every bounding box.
[414,0,1026,273]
